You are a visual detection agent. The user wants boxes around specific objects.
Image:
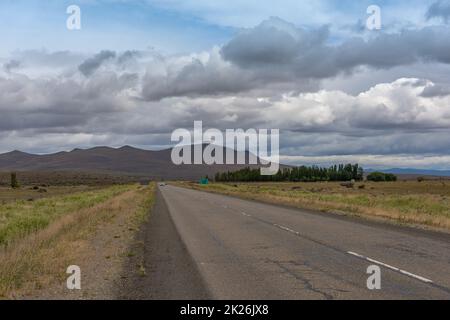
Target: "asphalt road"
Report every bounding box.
[152,185,450,300]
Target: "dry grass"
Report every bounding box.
[0,185,131,246]
[0,183,156,299]
[0,186,99,203]
[0,171,144,187]
[176,181,450,231]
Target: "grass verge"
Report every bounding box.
[0,185,130,246]
[0,183,156,299]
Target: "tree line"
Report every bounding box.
[214,164,364,182]
[366,172,397,182]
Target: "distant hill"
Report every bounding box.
[0,145,266,181]
[366,168,450,180]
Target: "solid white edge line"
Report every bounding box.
[347,251,433,284]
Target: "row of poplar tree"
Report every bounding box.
[214,164,364,182]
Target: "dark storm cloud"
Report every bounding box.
[0,111,88,131]
[221,18,330,70]
[117,50,141,64]
[78,50,116,76]
[141,57,256,101]
[0,73,136,133]
[420,83,450,97]
[278,131,450,157]
[221,18,450,79]
[3,60,20,73]
[426,0,450,23]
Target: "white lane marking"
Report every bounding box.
[347,251,433,284]
[206,194,435,286]
[273,224,300,236]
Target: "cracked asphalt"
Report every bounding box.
[151,185,450,300]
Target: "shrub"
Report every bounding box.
[367,172,398,182]
[340,181,355,188]
[367,172,385,182]
[385,173,398,182]
[10,172,19,189]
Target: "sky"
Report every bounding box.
[2,0,450,169]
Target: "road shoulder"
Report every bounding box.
[116,187,211,300]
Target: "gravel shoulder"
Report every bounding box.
[116,187,210,300]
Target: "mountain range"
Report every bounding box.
[1,146,449,181]
[0,145,262,180]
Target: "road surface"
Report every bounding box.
[147,185,450,299]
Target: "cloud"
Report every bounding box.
[222,18,450,78]
[13,50,86,69]
[10,18,450,102]
[3,60,20,73]
[420,82,450,97]
[221,18,330,70]
[117,50,141,65]
[78,50,117,77]
[138,18,450,100]
[426,0,450,22]
[0,71,138,134]
[255,78,450,133]
[139,47,307,100]
[2,69,450,160]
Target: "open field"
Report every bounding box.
[0,186,102,203]
[0,183,156,299]
[176,181,450,231]
[0,171,148,187]
[0,185,131,246]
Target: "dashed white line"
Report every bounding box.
[211,199,435,286]
[347,251,433,284]
[273,224,300,236]
[264,220,434,284]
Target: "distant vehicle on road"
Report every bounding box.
[159,183,167,187]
